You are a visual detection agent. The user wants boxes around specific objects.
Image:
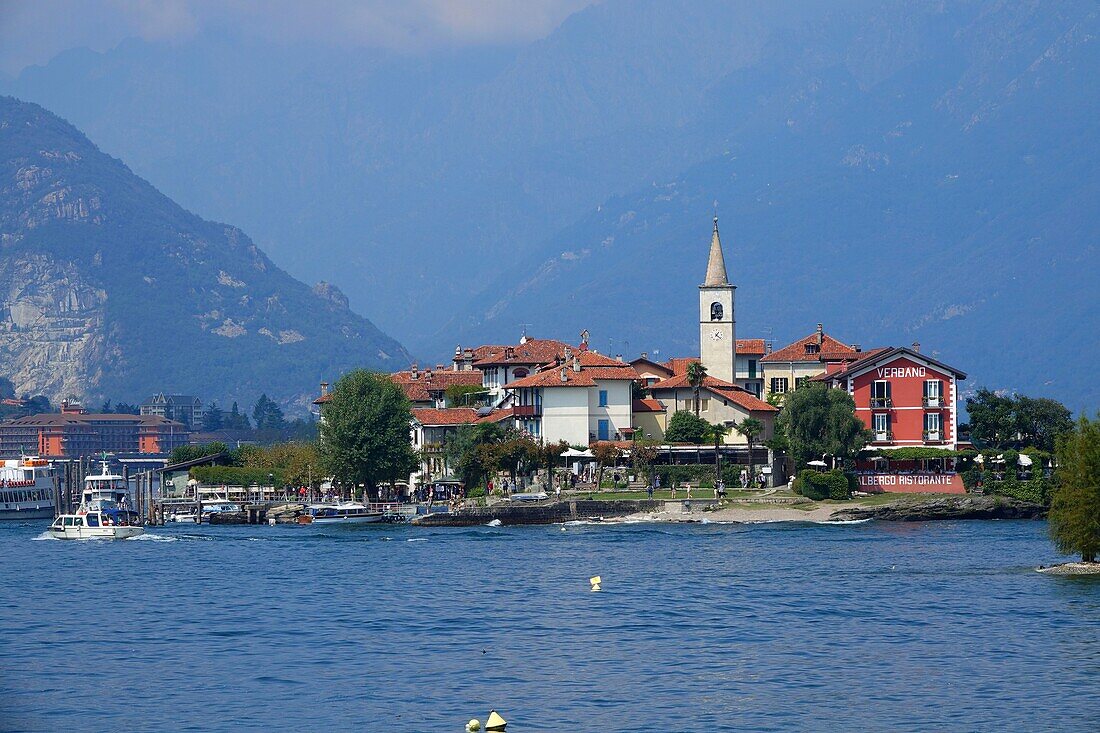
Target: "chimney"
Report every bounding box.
[616,354,623,363]
[435,364,444,371]
[852,344,861,353]
[816,323,824,345]
[641,351,648,360]
[425,368,433,380]
[573,355,581,373]
[411,362,419,380]
[765,341,773,355]
[563,345,571,359]
[560,367,568,382]
[912,341,921,353]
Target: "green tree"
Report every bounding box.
[0,377,14,400]
[664,410,710,444]
[203,403,225,431]
[1048,415,1100,562]
[252,393,287,431]
[735,416,765,483]
[226,401,251,430]
[536,439,570,489]
[445,422,506,489]
[686,361,707,417]
[631,439,659,488]
[777,383,872,469]
[168,441,228,466]
[113,402,140,415]
[319,370,418,498]
[966,388,1019,448]
[1015,395,1073,453]
[495,435,539,483]
[444,384,489,407]
[705,421,731,487]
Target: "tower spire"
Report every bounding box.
[703,216,729,286]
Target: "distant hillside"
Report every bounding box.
[0,96,410,411]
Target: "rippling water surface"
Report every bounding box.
[1,519,1097,732]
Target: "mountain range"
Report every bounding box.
[0,96,409,411]
[1,0,1097,408]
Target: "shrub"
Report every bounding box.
[794,469,852,501]
[191,465,282,486]
[466,485,486,498]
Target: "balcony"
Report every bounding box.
[873,431,894,443]
[922,396,944,408]
[870,397,893,409]
[923,430,943,443]
[513,405,542,418]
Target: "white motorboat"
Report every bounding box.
[200,500,241,522]
[0,456,56,521]
[48,459,142,540]
[299,502,384,524]
[167,511,199,523]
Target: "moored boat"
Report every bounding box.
[48,459,142,539]
[0,456,56,521]
[298,502,384,524]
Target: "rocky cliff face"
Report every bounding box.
[0,96,411,409]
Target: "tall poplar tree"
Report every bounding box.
[1048,415,1100,562]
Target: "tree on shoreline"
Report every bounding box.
[686,362,707,417]
[1048,415,1100,563]
[664,410,709,444]
[777,383,871,469]
[735,417,765,482]
[319,370,417,499]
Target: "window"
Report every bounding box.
[873,412,890,439]
[699,398,710,413]
[598,390,608,407]
[805,343,820,354]
[746,383,761,398]
[924,412,942,439]
[871,380,891,408]
[513,368,529,379]
[710,302,723,321]
[923,379,944,407]
[795,377,810,389]
[748,359,757,379]
[86,514,100,527]
[597,419,610,441]
[771,377,789,394]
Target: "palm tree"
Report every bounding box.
[686,361,707,417]
[735,417,765,487]
[707,421,731,489]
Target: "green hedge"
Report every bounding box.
[654,465,759,489]
[191,465,284,486]
[793,469,853,501]
[961,468,1051,505]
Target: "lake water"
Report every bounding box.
[1,518,1097,732]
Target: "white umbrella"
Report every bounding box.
[974,454,984,464]
[807,460,828,467]
[1018,454,1033,467]
[560,448,589,458]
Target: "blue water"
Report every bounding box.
[1,519,1097,732]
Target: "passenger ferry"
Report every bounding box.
[299,502,384,524]
[48,459,142,540]
[0,457,56,521]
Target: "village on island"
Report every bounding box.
[1,215,1014,530]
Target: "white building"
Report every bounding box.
[505,351,638,445]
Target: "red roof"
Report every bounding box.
[816,346,967,382]
[665,357,701,375]
[736,338,766,355]
[313,393,332,405]
[760,331,858,363]
[472,339,573,366]
[504,363,639,390]
[630,357,673,378]
[412,408,482,426]
[632,398,666,413]
[392,369,483,402]
[649,374,778,412]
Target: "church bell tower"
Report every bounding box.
[699,216,736,383]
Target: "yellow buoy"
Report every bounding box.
[466,719,481,732]
[590,575,602,591]
[485,709,507,731]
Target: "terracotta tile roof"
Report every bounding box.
[503,363,638,390]
[760,331,858,363]
[649,374,778,412]
[472,339,573,366]
[412,408,482,426]
[632,398,666,413]
[736,338,766,355]
[629,357,673,377]
[313,393,332,404]
[392,369,483,402]
[665,357,701,375]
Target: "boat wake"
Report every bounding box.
[816,518,873,525]
[31,531,57,541]
[128,533,179,541]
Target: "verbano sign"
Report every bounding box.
[858,473,965,494]
[876,366,927,378]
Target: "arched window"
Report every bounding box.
[710,302,723,321]
[513,368,529,379]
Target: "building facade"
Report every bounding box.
[699,217,737,384]
[140,394,205,428]
[760,325,863,399]
[0,412,190,458]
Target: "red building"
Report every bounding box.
[817,345,967,493]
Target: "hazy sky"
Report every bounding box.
[0,0,594,75]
